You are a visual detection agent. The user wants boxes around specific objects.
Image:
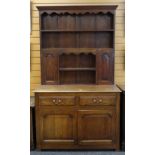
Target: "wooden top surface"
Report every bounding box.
[117,85,125,91]
[34,85,121,93]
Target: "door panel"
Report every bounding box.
[96,51,114,84]
[78,109,116,146]
[38,108,77,146]
[42,53,58,84]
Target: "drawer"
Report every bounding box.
[38,96,76,106]
[79,95,116,106]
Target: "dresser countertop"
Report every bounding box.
[34,85,121,93]
[117,85,125,92]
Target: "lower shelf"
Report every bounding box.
[59,70,96,84]
[59,67,96,71]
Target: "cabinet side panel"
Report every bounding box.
[115,93,121,150]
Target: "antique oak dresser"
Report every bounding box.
[34,5,121,150]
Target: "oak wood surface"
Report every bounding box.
[78,109,116,146]
[37,108,77,147]
[34,85,121,93]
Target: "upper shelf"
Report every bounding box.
[40,29,114,32]
[40,9,114,30]
[41,48,114,55]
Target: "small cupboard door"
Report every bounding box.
[37,108,77,148]
[41,52,59,84]
[96,51,114,84]
[78,109,116,147]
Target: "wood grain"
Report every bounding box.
[33,85,121,93]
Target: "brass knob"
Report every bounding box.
[58,99,62,103]
[99,99,103,103]
[52,99,56,103]
[93,98,97,103]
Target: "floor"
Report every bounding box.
[30,151,125,155]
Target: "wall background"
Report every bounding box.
[30,0,125,96]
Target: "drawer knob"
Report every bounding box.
[93,98,97,103]
[52,99,56,103]
[58,99,62,103]
[99,99,103,103]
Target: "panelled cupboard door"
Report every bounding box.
[96,51,114,84]
[41,52,58,84]
[78,109,116,147]
[37,108,77,148]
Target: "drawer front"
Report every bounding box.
[79,95,116,106]
[38,96,76,106]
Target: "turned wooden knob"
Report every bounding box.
[99,99,103,103]
[58,99,62,103]
[52,99,56,103]
[93,98,97,103]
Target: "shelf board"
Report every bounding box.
[42,48,113,51]
[59,67,96,71]
[41,48,113,54]
[41,29,114,32]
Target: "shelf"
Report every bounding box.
[42,48,113,50]
[59,68,96,71]
[41,29,114,32]
[41,48,113,54]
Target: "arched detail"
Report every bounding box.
[40,12,48,16]
[102,53,110,79]
[41,11,114,16]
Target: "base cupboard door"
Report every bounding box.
[36,108,77,149]
[78,109,116,148]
